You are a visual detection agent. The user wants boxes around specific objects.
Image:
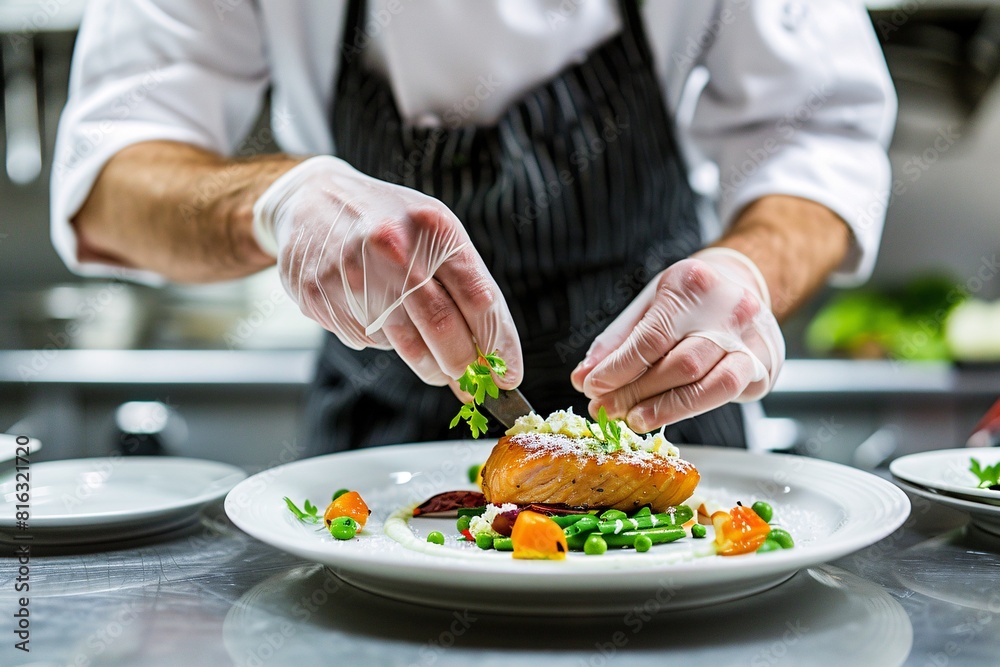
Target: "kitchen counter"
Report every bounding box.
[0,487,996,667]
[1,350,998,396]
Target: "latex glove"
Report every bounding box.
[253,156,522,388]
[570,247,784,432]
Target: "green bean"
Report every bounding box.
[634,535,653,552]
[475,533,494,550]
[456,515,472,532]
[691,524,707,539]
[598,506,694,534]
[549,514,595,528]
[332,489,350,501]
[566,532,593,551]
[600,509,628,521]
[634,507,652,517]
[602,526,686,548]
[563,515,599,538]
[493,536,513,551]
[751,501,773,523]
[584,534,608,555]
[664,505,694,526]
[426,531,445,545]
[767,528,794,549]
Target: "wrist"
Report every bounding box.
[251,155,361,257]
[691,247,772,311]
[228,199,277,269]
[203,155,303,274]
[688,246,785,393]
[715,195,851,320]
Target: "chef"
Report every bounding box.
[51,1,896,453]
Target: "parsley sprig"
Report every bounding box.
[450,349,507,438]
[592,406,622,453]
[284,496,321,524]
[970,458,1000,490]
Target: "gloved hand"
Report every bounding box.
[570,247,784,432]
[253,156,523,388]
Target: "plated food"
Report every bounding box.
[890,448,1000,505]
[286,407,795,562]
[416,409,791,560]
[228,440,910,614]
[890,448,1000,535]
[970,457,1000,491]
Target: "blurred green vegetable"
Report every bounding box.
[806,275,967,361]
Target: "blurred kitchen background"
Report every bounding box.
[1,0,998,471]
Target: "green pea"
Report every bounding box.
[493,537,513,551]
[584,534,608,555]
[633,507,652,518]
[600,509,628,522]
[751,501,773,523]
[691,524,707,539]
[634,535,653,553]
[332,488,350,501]
[467,464,482,484]
[456,515,472,532]
[757,539,782,554]
[329,516,358,540]
[475,533,494,550]
[767,528,794,549]
[426,531,445,545]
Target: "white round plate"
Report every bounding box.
[225,442,910,615]
[889,448,1000,504]
[892,477,1000,537]
[0,456,246,545]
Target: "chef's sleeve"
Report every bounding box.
[688,0,897,286]
[50,0,270,281]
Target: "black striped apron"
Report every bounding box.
[305,0,746,452]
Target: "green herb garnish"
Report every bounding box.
[284,496,321,524]
[593,406,622,452]
[970,458,1000,489]
[450,349,507,438]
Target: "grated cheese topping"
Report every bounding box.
[505,408,682,460]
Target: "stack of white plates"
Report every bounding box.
[890,448,1000,536]
[0,455,246,545]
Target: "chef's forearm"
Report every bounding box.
[72,141,302,282]
[710,195,851,322]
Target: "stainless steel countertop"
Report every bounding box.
[1,350,998,396]
[0,488,997,667]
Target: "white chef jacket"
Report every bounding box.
[51,0,896,287]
